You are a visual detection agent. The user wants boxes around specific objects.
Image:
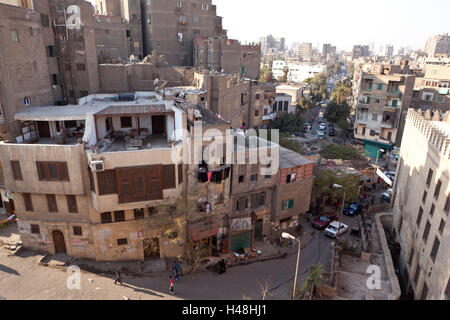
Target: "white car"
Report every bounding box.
[382,188,393,201]
[319,123,326,130]
[324,221,348,238]
[317,131,325,138]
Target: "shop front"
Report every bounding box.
[229,217,252,252]
[364,140,393,159]
[189,219,220,258]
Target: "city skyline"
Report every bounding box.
[215,0,450,51]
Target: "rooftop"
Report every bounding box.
[279,147,315,169]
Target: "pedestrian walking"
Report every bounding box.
[169,276,175,295]
[173,261,180,281]
[114,271,123,285]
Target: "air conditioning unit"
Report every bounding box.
[90,160,104,172]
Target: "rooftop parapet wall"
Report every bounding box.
[407,108,450,159]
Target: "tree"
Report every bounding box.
[281,66,289,83]
[268,112,304,133]
[259,66,273,83]
[319,143,364,160]
[295,263,324,300]
[324,100,350,123]
[331,80,352,105]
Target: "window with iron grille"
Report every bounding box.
[47,194,58,212]
[148,207,156,216]
[444,195,450,216]
[117,238,128,246]
[426,169,433,187]
[36,162,69,181]
[178,163,183,185]
[438,219,445,235]
[434,180,442,200]
[76,63,86,71]
[250,174,258,182]
[422,191,427,203]
[73,226,82,236]
[97,170,116,195]
[408,247,414,266]
[422,221,431,244]
[31,224,40,234]
[40,13,49,27]
[67,195,78,213]
[114,210,125,222]
[101,212,112,224]
[416,207,423,227]
[164,165,176,189]
[120,116,132,128]
[11,161,23,181]
[430,204,435,217]
[414,263,420,284]
[23,193,33,212]
[134,208,145,219]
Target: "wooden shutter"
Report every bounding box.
[47,194,58,212]
[66,195,78,213]
[288,199,294,209]
[36,162,46,180]
[11,161,23,181]
[23,193,33,211]
[101,212,112,223]
[59,162,69,181]
[97,170,117,195]
[163,165,176,189]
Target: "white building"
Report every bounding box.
[272,60,326,84]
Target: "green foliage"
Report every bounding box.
[298,97,315,110]
[304,77,313,85]
[312,169,360,207]
[324,100,350,123]
[319,143,364,160]
[279,133,302,154]
[331,80,352,105]
[296,263,324,300]
[308,72,328,102]
[259,66,274,83]
[268,112,304,133]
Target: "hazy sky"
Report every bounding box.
[215,0,450,51]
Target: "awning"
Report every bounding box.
[15,105,107,121]
[189,220,219,241]
[439,88,449,95]
[94,104,169,117]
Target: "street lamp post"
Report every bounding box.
[282,232,301,300]
[333,184,346,231]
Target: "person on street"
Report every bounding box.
[169,276,175,295]
[114,271,123,285]
[173,261,180,281]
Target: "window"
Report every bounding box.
[126,29,131,37]
[376,83,383,90]
[434,180,442,200]
[47,46,54,57]
[422,221,431,244]
[24,97,31,105]
[148,13,152,24]
[11,30,19,42]
[444,196,450,215]
[414,264,420,284]
[47,194,58,212]
[426,169,433,187]
[101,212,112,224]
[148,207,156,216]
[31,224,40,234]
[437,96,444,102]
[11,161,23,181]
[66,195,78,213]
[398,216,403,234]
[23,193,33,212]
[284,101,289,111]
[239,175,244,183]
[421,282,428,300]
[117,238,128,246]
[194,29,200,35]
[430,237,440,263]
[250,174,258,182]
[408,248,414,266]
[430,204,435,217]
[120,116,132,128]
[134,208,145,220]
[254,110,259,117]
[417,207,423,227]
[40,13,49,27]
[178,163,183,185]
[255,94,260,100]
[374,99,380,104]
[438,219,445,235]
[114,210,125,222]
[73,226,82,236]
[193,16,199,23]
[422,191,427,203]
[97,170,116,195]
[76,63,86,71]
[282,199,294,210]
[36,162,69,181]
[164,165,176,189]
[177,0,182,7]
[202,3,208,10]
[370,130,376,136]
[372,114,378,121]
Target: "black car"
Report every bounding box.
[344,202,363,216]
[328,129,335,136]
[329,123,335,129]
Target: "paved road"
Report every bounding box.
[0,214,353,300]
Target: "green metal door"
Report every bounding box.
[230,231,251,251]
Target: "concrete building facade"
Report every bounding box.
[425,33,450,58]
[272,60,326,84]
[391,109,450,300]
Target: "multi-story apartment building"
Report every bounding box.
[193,37,261,80]
[94,15,130,63]
[271,93,293,115]
[352,62,415,157]
[259,34,285,54]
[95,0,144,59]
[272,60,326,84]
[352,45,370,60]
[425,33,450,58]
[385,45,394,58]
[140,0,227,66]
[391,109,449,300]
[297,43,312,62]
[410,65,450,111]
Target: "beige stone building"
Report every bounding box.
[94,15,130,63]
[353,61,415,157]
[193,37,261,80]
[391,109,450,300]
[425,33,450,58]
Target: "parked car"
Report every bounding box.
[312,214,338,230]
[317,131,325,138]
[324,221,349,238]
[328,123,335,129]
[319,123,326,130]
[328,129,335,136]
[344,202,363,216]
[382,188,393,201]
[385,171,396,180]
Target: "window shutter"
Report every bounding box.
[288,199,294,209]
[178,163,183,185]
[97,170,117,195]
[11,161,23,181]
[163,165,176,189]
